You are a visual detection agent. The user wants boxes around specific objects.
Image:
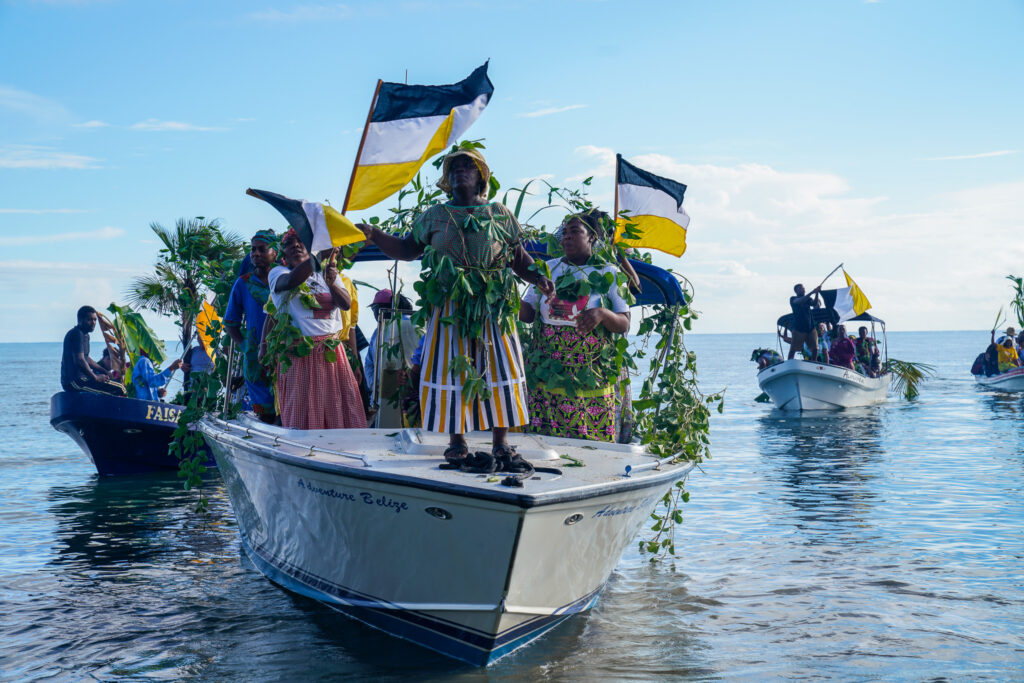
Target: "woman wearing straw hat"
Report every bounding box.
[357,148,553,470]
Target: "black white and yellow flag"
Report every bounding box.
[614,154,691,257]
[345,63,494,211]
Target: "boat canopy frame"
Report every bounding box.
[774,308,888,368]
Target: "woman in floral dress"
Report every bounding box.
[520,211,630,442]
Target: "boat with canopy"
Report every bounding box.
[757,307,889,411]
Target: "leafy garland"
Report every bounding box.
[359,143,722,559]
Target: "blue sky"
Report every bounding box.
[1,0,1022,342]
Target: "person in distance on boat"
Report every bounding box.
[854,326,880,376]
[828,324,857,371]
[991,328,1022,373]
[61,306,126,396]
[814,322,831,364]
[788,283,822,360]
[133,348,181,401]
[268,229,366,430]
[520,211,630,443]
[356,148,554,468]
[225,229,279,423]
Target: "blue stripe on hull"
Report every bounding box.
[241,535,601,666]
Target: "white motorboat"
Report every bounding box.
[758,309,890,411]
[199,414,693,665]
[758,358,888,410]
[975,367,1024,392]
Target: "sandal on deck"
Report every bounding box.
[438,443,469,470]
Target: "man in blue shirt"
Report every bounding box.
[225,229,278,422]
[133,350,181,402]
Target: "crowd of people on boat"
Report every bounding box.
[749,283,882,377]
[61,148,638,463]
[971,327,1024,377]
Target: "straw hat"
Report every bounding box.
[436,148,490,195]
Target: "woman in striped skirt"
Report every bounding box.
[357,149,553,466]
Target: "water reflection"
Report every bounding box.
[758,408,884,530]
[48,474,234,571]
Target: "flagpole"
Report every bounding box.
[342,79,383,214]
[815,263,844,291]
[613,154,620,220]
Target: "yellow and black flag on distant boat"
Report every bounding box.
[614,154,691,257]
[822,270,872,322]
[343,63,494,212]
[246,188,364,256]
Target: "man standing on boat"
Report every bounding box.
[61,306,126,396]
[788,283,822,360]
[225,229,279,423]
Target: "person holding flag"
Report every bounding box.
[267,229,366,430]
[356,148,553,469]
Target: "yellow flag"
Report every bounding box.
[843,270,871,316]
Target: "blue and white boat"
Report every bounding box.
[50,391,212,476]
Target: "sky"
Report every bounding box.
[1,0,1022,343]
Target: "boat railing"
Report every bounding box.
[206,418,372,467]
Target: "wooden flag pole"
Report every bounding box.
[342,78,383,215]
[815,263,844,291]
[613,154,620,220]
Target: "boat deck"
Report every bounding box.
[201,414,691,507]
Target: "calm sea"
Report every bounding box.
[1,332,1022,681]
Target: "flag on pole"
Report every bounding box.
[614,154,690,257]
[196,301,220,360]
[822,270,872,322]
[246,188,364,255]
[345,63,494,211]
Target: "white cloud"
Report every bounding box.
[0,84,71,123]
[248,4,352,21]
[563,145,1024,332]
[925,150,1017,161]
[73,120,111,128]
[0,208,87,214]
[129,119,224,132]
[519,104,587,119]
[0,145,101,169]
[0,226,125,246]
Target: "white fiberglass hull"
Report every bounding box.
[757,359,888,411]
[975,368,1024,392]
[200,417,692,665]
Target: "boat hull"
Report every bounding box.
[975,368,1024,392]
[50,391,212,476]
[757,359,888,411]
[202,419,690,665]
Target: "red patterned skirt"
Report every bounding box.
[276,334,367,430]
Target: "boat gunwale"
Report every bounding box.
[757,358,889,388]
[200,416,694,509]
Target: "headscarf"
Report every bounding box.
[436,148,491,195]
[281,227,300,246]
[252,228,278,249]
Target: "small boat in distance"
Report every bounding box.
[50,391,212,476]
[757,310,889,411]
[975,366,1024,392]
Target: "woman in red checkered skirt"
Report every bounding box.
[266,229,367,430]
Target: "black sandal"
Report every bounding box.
[439,443,469,470]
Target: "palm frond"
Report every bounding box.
[884,358,936,400]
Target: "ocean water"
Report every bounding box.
[1,332,1022,681]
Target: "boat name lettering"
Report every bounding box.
[297,479,408,513]
[592,494,658,519]
[145,405,182,422]
[361,492,409,514]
